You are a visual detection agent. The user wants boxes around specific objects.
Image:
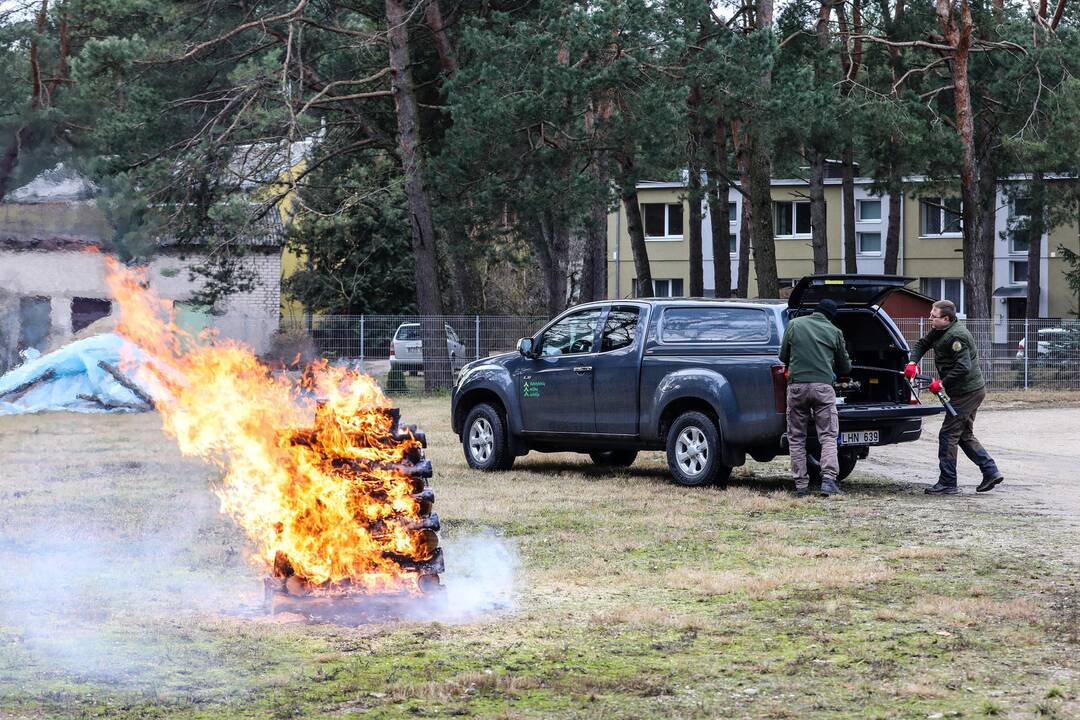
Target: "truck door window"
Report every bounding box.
[600,308,640,352]
[539,309,602,356]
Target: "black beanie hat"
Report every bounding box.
[818,298,839,320]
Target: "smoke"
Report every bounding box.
[437,531,520,622]
[0,489,521,687]
[0,478,262,686]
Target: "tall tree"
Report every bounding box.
[386,0,450,389]
[746,0,780,298]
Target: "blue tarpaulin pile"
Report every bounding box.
[0,334,154,415]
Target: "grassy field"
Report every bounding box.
[0,396,1077,719]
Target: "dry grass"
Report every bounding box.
[894,681,948,699]
[664,559,894,599]
[985,389,1080,408]
[392,671,543,702]
[883,546,954,560]
[589,605,711,631]
[912,595,1043,625]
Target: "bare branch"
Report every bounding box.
[172,0,310,63]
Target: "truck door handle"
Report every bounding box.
[574,365,593,374]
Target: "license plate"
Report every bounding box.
[840,430,879,445]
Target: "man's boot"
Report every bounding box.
[976,475,1004,493]
[925,481,959,495]
[820,478,844,496]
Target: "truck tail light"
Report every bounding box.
[771,364,787,414]
[389,340,395,359]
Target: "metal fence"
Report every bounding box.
[275,314,1080,394]
[278,314,550,390]
[895,317,1080,391]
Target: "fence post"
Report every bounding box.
[359,315,365,374]
[918,317,925,373]
[1023,317,1028,391]
[475,315,481,361]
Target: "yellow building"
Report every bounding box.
[608,175,1080,330]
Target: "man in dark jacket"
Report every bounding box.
[779,298,852,497]
[907,299,1003,495]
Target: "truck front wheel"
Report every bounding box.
[462,403,515,471]
[665,411,732,487]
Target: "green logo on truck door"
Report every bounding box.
[522,379,545,398]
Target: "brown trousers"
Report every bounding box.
[787,382,839,490]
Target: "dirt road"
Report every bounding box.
[863,405,1080,525]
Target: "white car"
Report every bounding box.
[1016,327,1069,360]
[390,322,467,373]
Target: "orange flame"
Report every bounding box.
[104,257,430,593]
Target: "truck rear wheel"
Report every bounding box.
[462,403,515,471]
[807,448,858,482]
[665,411,732,487]
[588,450,638,467]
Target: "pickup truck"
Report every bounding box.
[450,275,943,486]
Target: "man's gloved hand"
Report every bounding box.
[928,378,943,394]
[904,362,918,379]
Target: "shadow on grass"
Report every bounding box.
[507,457,926,499]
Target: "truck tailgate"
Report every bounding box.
[838,403,943,421]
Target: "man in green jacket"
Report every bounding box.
[780,298,852,497]
[907,299,1003,495]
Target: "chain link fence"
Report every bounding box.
[277,315,550,391]
[272,314,1080,394]
[895,318,1080,391]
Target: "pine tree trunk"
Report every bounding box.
[808,147,829,274]
[620,180,653,298]
[1026,171,1045,318]
[581,200,608,303]
[937,0,990,319]
[707,116,732,298]
[884,178,902,275]
[735,123,752,298]
[386,0,450,389]
[841,144,857,273]
[748,133,778,299]
[686,84,705,296]
[748,0,778,298]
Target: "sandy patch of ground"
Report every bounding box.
[863,406,1080,527]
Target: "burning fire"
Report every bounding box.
[104,257,437,596]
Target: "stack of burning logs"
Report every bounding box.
[263,405,445,623]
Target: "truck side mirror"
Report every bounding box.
[517,337,535,357]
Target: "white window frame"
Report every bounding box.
[652,278,685,298]
[774,200,812,239]
[856,199,882,222]
[1010,260,1029,284]
[1008,196,1034,255]
[642,203,684,241]
[856,231,882,256]
[919,197,963,237]
[920,277,965,316]
[1009,231,1031,256]
[728,201,738,258]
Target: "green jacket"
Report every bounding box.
[779,312,852,384]
[909,321,984,396]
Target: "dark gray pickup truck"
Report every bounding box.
[450,275,943,486]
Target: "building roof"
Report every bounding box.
[5,163,98,203]
[1,161,290,251]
